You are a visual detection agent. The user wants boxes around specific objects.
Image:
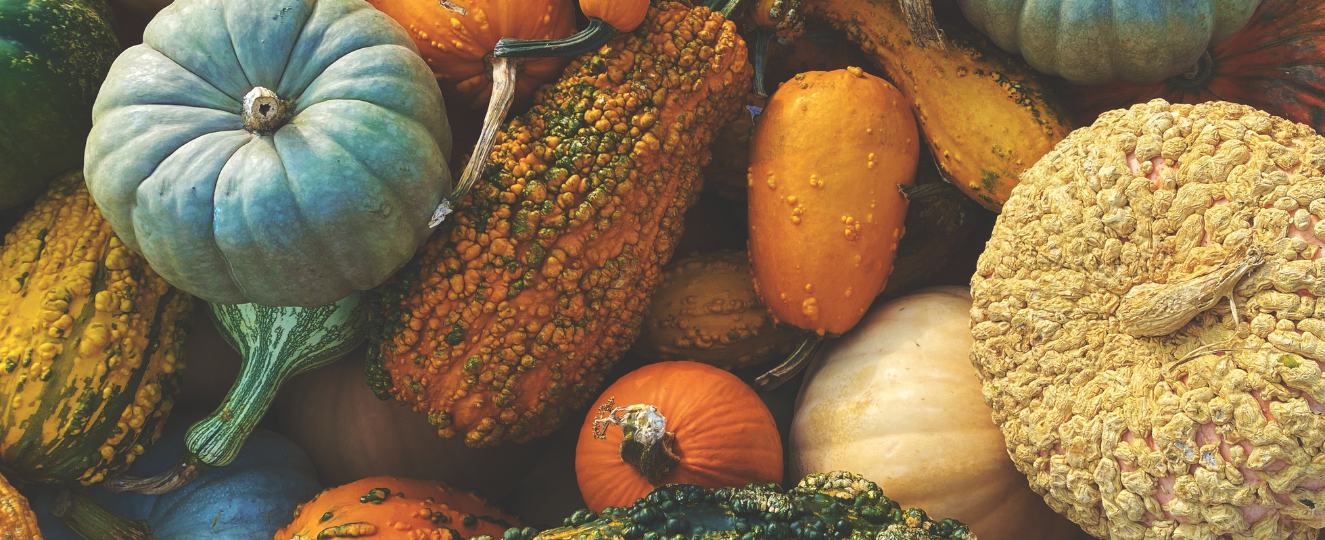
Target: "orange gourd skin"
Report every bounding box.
[575,361,783,512]
[275,477,522,540]
[368,0,577,109]
[748,68,919,336]
[581,0,648,32]
[0,472,40,539]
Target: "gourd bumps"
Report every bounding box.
[972,100,1325,540]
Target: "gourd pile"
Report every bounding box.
[6,0,1325,539]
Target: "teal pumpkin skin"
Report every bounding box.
[84,0,452,308]
[0,0,119,210]
[33,423,322,540]
[957,0,1262,85]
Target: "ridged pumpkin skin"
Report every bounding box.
[773,0,1073,211]
[0,170,193,486]
[634,250,797,370]
[583,0,648,32]
[0,0,119,210]
[1056,0,1325,129]
[575,361,783,511]
[85,0,452,308]
[368,0,576,110]
[368,2,751,447]
[0,471,40,539]
[958,0,1261,86]
[275,477,523,540]
[749,68,917,336]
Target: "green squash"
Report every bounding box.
[84,0,452,308]
[957,0,1262,85]
[0,0,119,210]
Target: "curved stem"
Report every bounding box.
[52,489,152,540]
[495,18,618,59]
[707,0,748,18]
[103,453,211,495]
[752,27,774,97]
[753,334,826,392]
[432,56,518,227]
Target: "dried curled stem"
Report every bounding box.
[1118,246,1265,337]
[899,0,946,50]
[592,397,680,485]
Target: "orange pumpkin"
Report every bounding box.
[747,67,919,389]
[582,0,648,33]
[575,361,783,511]
[275,477,526,540]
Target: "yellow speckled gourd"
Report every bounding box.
[633,250,798,370]
[0,169,192,486]
[0,471,40,539]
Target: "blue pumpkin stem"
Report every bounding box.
[52,488,152,540]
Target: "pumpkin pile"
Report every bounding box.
[17,0,1325,539]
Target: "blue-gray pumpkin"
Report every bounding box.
[84,0,451,307]
[957,0,1262,85]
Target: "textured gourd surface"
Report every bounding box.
[276,477,523,540]
[369,1,751,447]
[0,471,40,539]
[0,170,192,485]
[973,99,1325,540]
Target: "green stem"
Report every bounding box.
[706,0,747,18]
[52,489,152,540]
[103,453,211,495]
[752,27,773,97]
[494,18,618,58]
[753,334,826,392]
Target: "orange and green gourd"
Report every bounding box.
[0,169,193,486]
[275,477,528,540]
[368,0,752,448]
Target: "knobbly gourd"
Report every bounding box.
[747,67,917,389]
[275,477,527,540]
[0,0,119,210]
[84,0,452,307]
[0,169,193,486]
[791,287,1089,540]
[368,0,752,448]
[576,361,783,510]
[972,99,1325,540]
[0,471,40,539]
[633,250,797,370]
[766,0,1073,211]
[958,0,1262,86]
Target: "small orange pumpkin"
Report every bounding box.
[575,361,783,511]
[582,0,649,33]
[275,477,525,540]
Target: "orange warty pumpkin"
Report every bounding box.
[275,477,526,540]
[575,361,783,511]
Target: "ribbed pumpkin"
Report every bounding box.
[0,0,119,210]
[1,471,40,539]
[275,477,526,540]
[1056,0,1325,129]
[633,250,797,370]
[0,169,193,486]
[575,361,783,511]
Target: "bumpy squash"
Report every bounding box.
[275,477,526,540]
[1,471,40,539]
[770,0,1073,211]
[633,250,797,370]
[0,0,119,210]
[368,1,751,448]
[0,169,193,486]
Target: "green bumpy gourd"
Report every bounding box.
[0,0,119,210]
[534,472,976,540]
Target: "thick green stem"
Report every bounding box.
[52,489,151,540]
[753,27,774,97]
[103,447,212,495]
[432,56,518,227]
[706,0,747,18]
[754,334,826,392]
[495,18,618,59]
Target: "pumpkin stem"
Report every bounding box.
[753,334,826,392]
[241,86,291,134]
[592,397,681,485]
[51,489,153,540]
[432,56,519,227]
[752,27,774,97]
[705,0,748,18]
[897,0,946,50]
[494,18,619,59]
[1169,50,1214,89]
[102,453,211,495]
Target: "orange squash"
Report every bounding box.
[275,477,526,540]
[1,471,40,539]
[575,361,782,511]
[582,0,648,33]
[747,68,918,389]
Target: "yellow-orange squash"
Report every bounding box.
[275,477,525,540]
[0,169,192,486]
[633,250,797,370]
[0,471,40,539]
[748,68,918,336]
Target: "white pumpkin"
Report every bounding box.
[790,286,1089,540]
